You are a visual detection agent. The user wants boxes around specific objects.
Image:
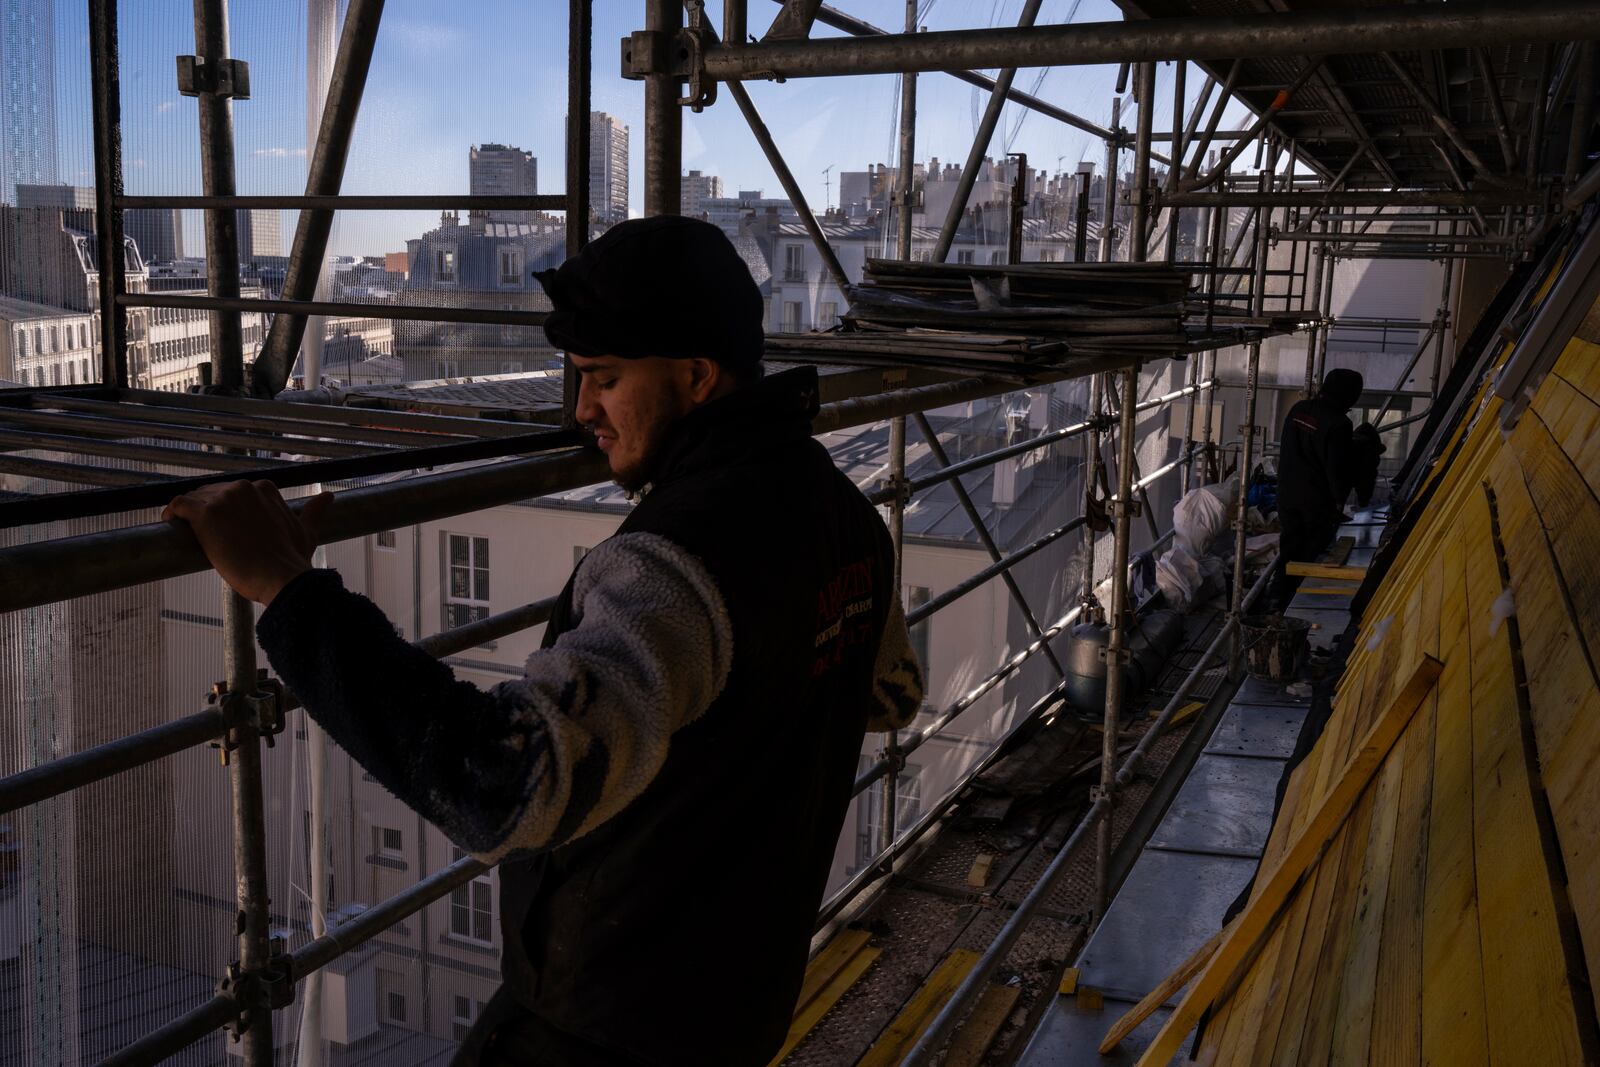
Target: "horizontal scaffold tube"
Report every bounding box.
[1158,188,1544,209]
[3,369,1144,614]
[0,596,558,816]
[702,3,1598,81]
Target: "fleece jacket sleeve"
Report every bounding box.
[256,531,733,861]
[865,595,925,732]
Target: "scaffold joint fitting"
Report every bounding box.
[176,56,250,100]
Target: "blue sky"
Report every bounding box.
[50,0,1258,259]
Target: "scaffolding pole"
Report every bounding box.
[1229,158,1274,667]
[191,0,246,392]
[700,4,1600,81]
[644,0,683,216]
[88,0,128,388]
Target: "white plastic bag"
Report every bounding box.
[1171,476,1236,558]
[1155,547,1204,611]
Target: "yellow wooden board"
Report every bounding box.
[767,931,879,1066]
[858,949,980,1067]
[943,983,1022,1067]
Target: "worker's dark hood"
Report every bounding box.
[535,216,765,371]
[1320,368,1364,411]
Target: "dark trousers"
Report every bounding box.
[449,986,642,1067]
[1272,511,1340,610]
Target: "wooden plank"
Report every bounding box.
[1137,656,1444,1067]
[1284,562,1367,580]
[943,983,1022,1067]
[1462,490,1586,1065]
[1328,740,1406,1067]
[1368,693,1436,1067]
[1292,787,1382,1063]
[1419,526,1490,1067]
[1213,914,1292,1067]
[1101,922,1231,1054]
[768,943,881,1065]
[858,949,980,1067]
[1490,454,1600,1022]
[794,928,872,1015]
[1262,824,1359,1066]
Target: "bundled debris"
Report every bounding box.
[844,259,1190,348]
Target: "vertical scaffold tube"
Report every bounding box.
[193,0,246,392]
[223,589,274,1065]
[1094,364,1141,918]
[644,0,682,217]
[1130,62,1156,262]
[1080,372,1106,618]
[1230,163,1272,667]
[881,414,906,854]
[1100,98,1121,263]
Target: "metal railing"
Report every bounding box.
[0,363,1207,1063]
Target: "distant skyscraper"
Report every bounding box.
[589,112,629,224]
[235,209,283,261]
[0,0,58,204]
[681,170,724,218]
[470,143,538,223]
[123,209,184,264]
[15,184,94,211]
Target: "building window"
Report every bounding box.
[375,529,397,549]
[452,995,481,1042]
[990,251,1004,264]
[387,991,408,1023]
[819,302,839,329]
[50,364,60,386]
[854,760,922,871]
[784,245,806,282]
[444,534,490,629]
[78,324,88,349]
[374,826,403,856]
[450,848,494,946]
[15,332,26,358]
[48,326,58,352]
[434,248,456,282]
[1039,249,1057,262]
[782,301,803,333]
[956,249,975,264]
[499,247,523,285]
[499,361,523,374]
[905,585,931,677]
[80,358,90,383]
[67,361,77,385]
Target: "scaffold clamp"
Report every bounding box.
[176,55,250,100]
[208,672,287,762]
[680,2,719,112]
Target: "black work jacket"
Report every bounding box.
[497,367,896,1065]
[1276,395,1357,530]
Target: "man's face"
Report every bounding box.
[572,354,713,491]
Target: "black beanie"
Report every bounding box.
[1321,368,1364,411]
[535,216,765,369]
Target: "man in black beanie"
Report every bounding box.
[1272,367,1369,605]
[163,217,924,1065]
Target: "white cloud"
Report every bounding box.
[155,101,176,114]
[252,147,308,158]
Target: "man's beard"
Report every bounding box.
[609,392,689,493]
